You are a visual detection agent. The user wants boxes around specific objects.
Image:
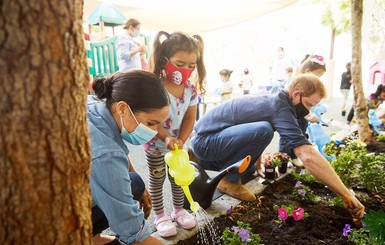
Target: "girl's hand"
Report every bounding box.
[165,136,183,150]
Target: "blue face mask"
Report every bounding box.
[120,107,157,145]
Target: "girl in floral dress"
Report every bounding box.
[144,31,206,238]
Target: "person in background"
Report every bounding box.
[145,31,206,238]
[284,67,293,86]
[116,18,147,72]
[191,74,365,221]
[239,68,253,95]
[340,62,352,116]
[88,71,169,245]
[347,84,385,125]
[220,69,233,102]
[270,47,292,86]
[194,77,207,121]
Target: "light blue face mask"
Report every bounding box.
[120,107,157,145]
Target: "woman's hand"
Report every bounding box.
[139,189,152,219]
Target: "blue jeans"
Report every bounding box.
[191,122,274,182]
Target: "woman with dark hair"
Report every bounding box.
[88,70,169,245]
[347,84,385,125]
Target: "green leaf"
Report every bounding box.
[363,210,385,244]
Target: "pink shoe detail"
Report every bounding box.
[154,215,177,238]
[171,209,196,230]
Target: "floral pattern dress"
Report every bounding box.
[144,80,198,156]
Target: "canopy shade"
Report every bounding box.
[86,3,127,27]
[83,0,299,33]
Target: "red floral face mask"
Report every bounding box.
[164,62,194,85]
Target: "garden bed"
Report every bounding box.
[178,173,385,245]
[177,138,385,245]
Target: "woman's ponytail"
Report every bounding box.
[92,76,113,100]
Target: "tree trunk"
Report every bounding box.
[0,0,92,244]
[351,0,373,143]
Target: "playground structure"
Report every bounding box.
[84,3,150,92]
[368,61,385,86]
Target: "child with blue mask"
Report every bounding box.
[87,71,169,245]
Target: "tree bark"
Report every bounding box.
[351,0,373,143]
[0,0,92,244]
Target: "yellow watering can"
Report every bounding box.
[164,144,200,212]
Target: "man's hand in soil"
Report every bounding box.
[343,194,365,220]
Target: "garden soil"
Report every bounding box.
[177,171,385,245]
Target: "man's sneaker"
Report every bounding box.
[154,215,177,238]
[171,209,196,230]
[291,158,304,168]
[217,179,256,202]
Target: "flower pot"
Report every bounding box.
[278,161,288,174]
[265,167,275,179]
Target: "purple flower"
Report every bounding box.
[299,170,306,175]
[295,181,302,187]
[343,224,351,237]
[238,228,250,242]
[292,208,304,221]
[227,206,232,214]
[298,189,307,196]
[278,208,288,221]
[231,226,239,232]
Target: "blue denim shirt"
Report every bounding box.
[194,90,310,151]
[87,96,152,244]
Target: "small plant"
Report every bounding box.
[263,153,281,168]
[363,210,385,244]
[273,204,308,224]
[221,221,261,245]
[359,153,385,192]
[342,210,385,245]
[330,144,366,187]
[291,169,318,184]
[344,226,372,245]
[263,152,291,169]
[377,134,385,142]
[329,196,344,207]
[324,140,344,157]
[272,152,291,163]
[291,181,318,203]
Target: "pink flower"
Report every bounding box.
[278,208,288,221]
[291,208,304,221]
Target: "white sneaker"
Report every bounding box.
[291,158,304,168]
